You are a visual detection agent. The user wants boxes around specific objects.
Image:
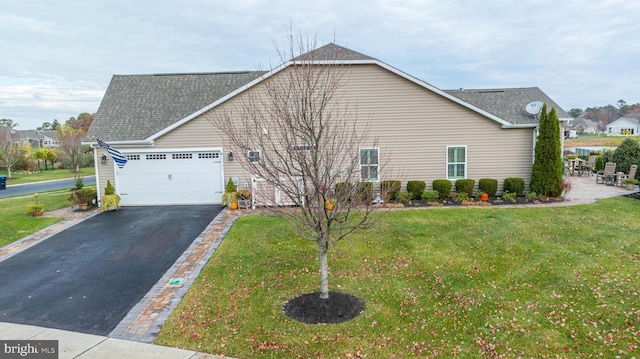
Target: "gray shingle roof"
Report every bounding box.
[86,71,265,142]
[293,43,376,62]
[620,112,640,121]
[568,118,599,130]
[445,87,570,125]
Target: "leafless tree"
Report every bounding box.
[0,119,26,178]
[57,124,86,178]
[208,35,380,299]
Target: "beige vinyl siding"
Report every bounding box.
[97,63,535,197]
[339,65,534,192]
[95,148,116,197]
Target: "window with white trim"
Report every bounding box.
[360,148,379,182]
[446,146,466,180]
[248,150,261,163]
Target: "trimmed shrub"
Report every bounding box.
[406,181,426,200]
[611,138,640,177]
[381,180,401,201]
[335,182,374,204]
[478,178,498,198]
[502,191,517,203]
[421,190,439,201]
[335,182,350,202]
[503,177,525,197]
[27,204,44,216]
[452,191,468,202]
[526,191,541,201]
[455,179,475,198]
[70,187,97,206]
[104,180,115,195]
[396,191,412,204]
[225,177,237,193]
[432,179,452,199]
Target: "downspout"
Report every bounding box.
[532,127,538,164]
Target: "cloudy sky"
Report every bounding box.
[1,0,638,130]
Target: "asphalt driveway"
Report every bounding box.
[0,205,221,335]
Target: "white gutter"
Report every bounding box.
[84,140,155,147]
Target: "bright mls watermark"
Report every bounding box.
[0,341,57,359]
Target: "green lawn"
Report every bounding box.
[1,166,95,185]
[0,166,95,246]
[156,198,640,358]
[0,191,77,247]
[565,135,640,147]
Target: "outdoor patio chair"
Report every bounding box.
[581,155,596,176]
[617,164,638,186]
[596,162,616,184]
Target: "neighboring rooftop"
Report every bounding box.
[445,87,570,125]
[619,112,640,122]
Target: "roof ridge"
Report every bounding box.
[111,71,265,77]
[292,42,376,62]
[446,87,540,92]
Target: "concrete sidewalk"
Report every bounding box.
[0,322,224,358]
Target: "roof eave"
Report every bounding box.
[501,124,537,129]
[83,140,155,147]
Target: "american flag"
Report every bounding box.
[96,139,128,169]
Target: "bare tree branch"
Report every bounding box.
[207,33,380,299]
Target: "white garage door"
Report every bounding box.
[115,150,223,206]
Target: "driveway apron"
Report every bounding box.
[0,205,221,336]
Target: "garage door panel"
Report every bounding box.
[115,151,223,206]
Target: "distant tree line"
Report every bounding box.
[37,112,94,132]
[568,100,640,125]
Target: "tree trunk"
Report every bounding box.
[318,238,329,299]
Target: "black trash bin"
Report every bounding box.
[0,175,6,190]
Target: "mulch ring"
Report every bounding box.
[283,291,365,324]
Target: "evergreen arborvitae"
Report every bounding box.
[530,104,563,196]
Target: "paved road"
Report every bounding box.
[0,205,221,336]
[0,176,96,197]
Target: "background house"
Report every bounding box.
[85,44,569,206]
[606,112,640,135]
[14,130,60,148]
[567,118,599,134]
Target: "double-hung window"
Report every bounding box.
[446,146,466,180]
[248,150,261,163]
[360,148,379,182]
